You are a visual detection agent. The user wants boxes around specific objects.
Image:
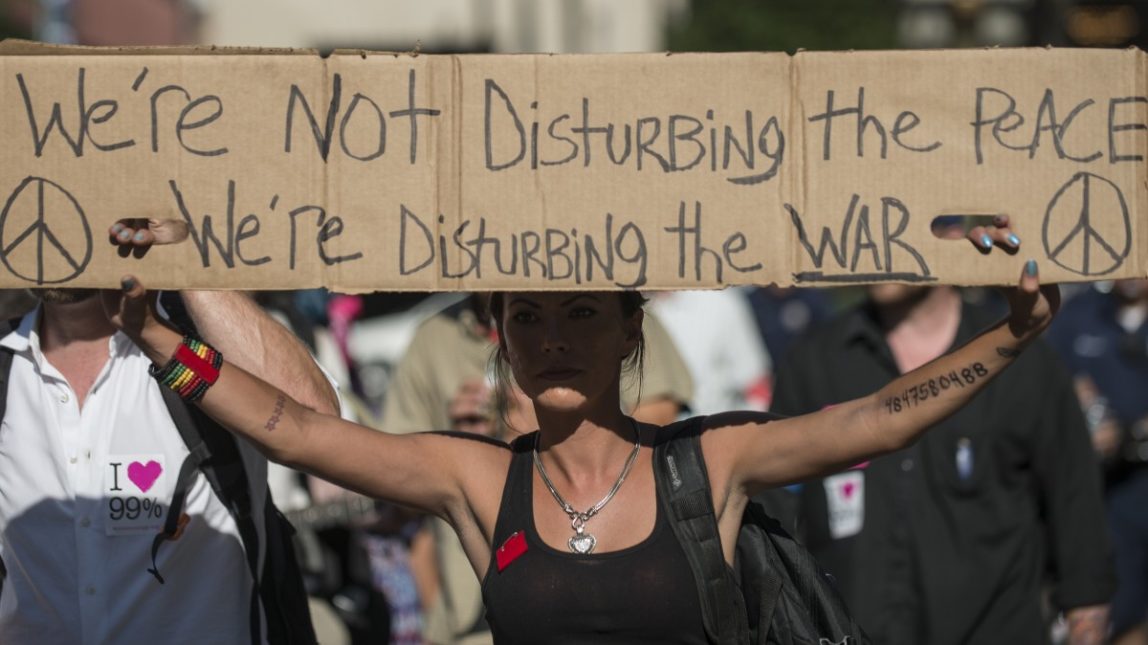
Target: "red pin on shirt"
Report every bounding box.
[496,530,528,572]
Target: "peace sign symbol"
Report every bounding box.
[1042,172,1130,277]
[0,176,93,284]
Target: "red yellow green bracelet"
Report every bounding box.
[148,335,224,402]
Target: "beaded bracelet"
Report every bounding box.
[148,335,224,402]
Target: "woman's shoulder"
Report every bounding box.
[421,429,516,452]
[646,416,706,445]
[642,414,783,449]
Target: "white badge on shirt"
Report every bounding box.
[104,454,168,536]
[823,470,864,539]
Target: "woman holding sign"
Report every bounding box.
[105,217,1057,643]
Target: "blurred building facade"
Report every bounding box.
[8,0,1143,53]
[196,0,679,52]
[196,0,685,53]
[10,0,686,52]
[898,0,1146,48]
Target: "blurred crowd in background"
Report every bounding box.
[1,1,1147,643]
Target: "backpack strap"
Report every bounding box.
[152,385,266,644]
[148,294,315,644]
[0,318,16,593]
[150,365,318,645]
[0,319,16,421]
[653,416,744,645]
[741,501,786,640]
[0,317,23,420]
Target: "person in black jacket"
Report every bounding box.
[769,281,1114,645]
[1047,279,1148,645]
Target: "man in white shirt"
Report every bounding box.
[0,286,339,644]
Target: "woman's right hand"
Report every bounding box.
[100,275,153,338]
[100,275,181,364]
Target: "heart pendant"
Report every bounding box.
[568,532,597,554]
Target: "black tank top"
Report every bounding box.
[481,433,708,644]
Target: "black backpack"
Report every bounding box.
[0,315,317,645]
[654,416,871,645]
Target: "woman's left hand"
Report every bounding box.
[107,217,188,256]
[968,214,1061,342]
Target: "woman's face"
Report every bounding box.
[500,292,641,414]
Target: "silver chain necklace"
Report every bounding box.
[532,423,641,554]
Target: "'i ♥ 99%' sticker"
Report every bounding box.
[104,455,168,536]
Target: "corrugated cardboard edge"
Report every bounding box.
[0,38,312,56]
[1138,47,1148,283]
[0,39,461,59]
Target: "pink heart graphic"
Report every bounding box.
[128,461,163,493]
[841,482,856,499]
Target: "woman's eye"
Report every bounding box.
[511,311,537,323]
[570,307,596,319]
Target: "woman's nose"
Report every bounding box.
[541,323,568,353]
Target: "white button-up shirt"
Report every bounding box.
[0,309,268,644]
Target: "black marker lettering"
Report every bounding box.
[787,194,929,278]
[398,204,435,275]
[890,111,941,153]
[1109,96,1148,163]
[168,179,238,269]
[284,73,341,161]
[636,117,670,171]
[235,214,270,266]
[387,69,441,164]
[338,93,387,162]
[317,214,363,266]
[971,87,1027,164]
[668,114,705,171]
[484,79,526,170]
[17,69,135,157]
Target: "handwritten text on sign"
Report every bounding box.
[0,46,1143,290]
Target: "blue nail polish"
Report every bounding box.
[134,231,147,242]
[121,277,136,292]
[117,230,132,241]
[981,234,992,248]
[111,223,124,234]
[1025,259,1037,276]
[1007,234,1020,246]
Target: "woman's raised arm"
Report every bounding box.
[101,275,505,522]
[708,222,1060,494]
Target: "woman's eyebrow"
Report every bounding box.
[560,294,600,307]
[508,296,541,308]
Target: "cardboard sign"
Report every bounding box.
[1,40,1144,291]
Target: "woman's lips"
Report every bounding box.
[538,368,581,381]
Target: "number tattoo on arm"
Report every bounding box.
[264,394,287,432]
[882,362,989,414]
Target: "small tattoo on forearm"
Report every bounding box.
[883,362,988,414]
[996,346,1021,358]
[264,394,286,432]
